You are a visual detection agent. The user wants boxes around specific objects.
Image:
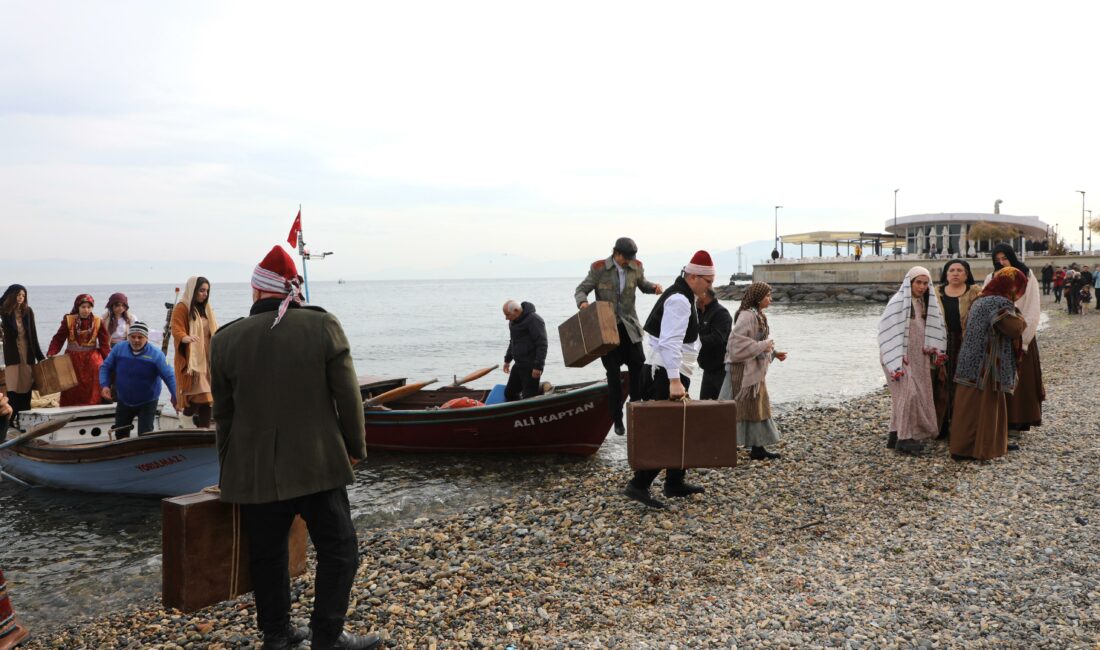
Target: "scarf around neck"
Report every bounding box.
[954,295,1019,393]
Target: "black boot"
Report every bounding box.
[750,446,781,460]
[886,432,898,449]
[623,483,666,509]
[613,420,625,436]
[663,481,705,497]
[314,631,382,650]
[895,439,924,455]
[262,625,310,650]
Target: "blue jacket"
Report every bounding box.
[99,341,177,407]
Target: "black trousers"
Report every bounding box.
[699,368,724,400]
[240,488,359,646]
[1054,286,1063,302]
[504,364,540,401]
[1042,280,1051,295]
[630,367,690,490]
[601,322,645,425]
[113,399,157,437]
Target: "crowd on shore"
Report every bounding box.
[1039,261,1097,313]
[0,237,1086,649]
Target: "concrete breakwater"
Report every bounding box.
[716,282,897,304]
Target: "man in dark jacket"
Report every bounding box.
[211,247,379,650]
[696,288,732,400]
[1040,263,1053,295]
[502,300,548,401]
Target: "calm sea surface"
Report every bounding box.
[1,278,886,628]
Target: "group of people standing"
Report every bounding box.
[879,244,1045,461]
[1042,262,1096,314]
[0,278,218,433]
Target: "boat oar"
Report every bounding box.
[363,379,438,407]
[450,365,500,387]
[0,415,77,451]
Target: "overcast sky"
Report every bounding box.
[3,1,1099,282]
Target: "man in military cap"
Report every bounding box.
[575,237,663,435]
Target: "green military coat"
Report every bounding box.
[210,302,366,504]
[574,256,658,343]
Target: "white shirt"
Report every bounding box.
[644,294,700,377]
[613,261,626,294]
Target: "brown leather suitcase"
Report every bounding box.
[32,355,78,395]
[558,301,621,368]
[627,399,738,470]
[162,490,308,613]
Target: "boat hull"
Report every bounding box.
[364,380,617,455]
[0,431,218,496]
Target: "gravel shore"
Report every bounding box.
[24,301,1100,649]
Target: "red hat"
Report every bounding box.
[684,250,716,276]
[251,246,304,327]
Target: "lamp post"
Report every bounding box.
[1077,190,1086,253]
[772,205,782,260]
[892,189,900,256]
[1087,209,1093,253]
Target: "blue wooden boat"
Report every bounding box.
[0,429,218,496]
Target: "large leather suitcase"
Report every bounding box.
[558,301,621,368]
[32,355,78,395]
[627,399,738,470]
[162,490,308,613]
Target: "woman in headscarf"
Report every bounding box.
[720,282,788,460]
[0,285,45,429]
[103,292,135,347]
[949,267,1029,460]
[46,294,111,406]
[983,243,1044,446]
[171,277,218,427]
[932,259,981,437]
[877,267,947,454]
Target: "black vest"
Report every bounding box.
[643,276,699,343]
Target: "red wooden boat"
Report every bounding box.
[358,376,625,456]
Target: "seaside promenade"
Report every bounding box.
[25,299,1100,649]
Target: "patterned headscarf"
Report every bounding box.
[69,293,94,314]
[980,267,1028,301]
[734,282,772,337]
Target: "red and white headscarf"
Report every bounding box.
[251,246,304,328]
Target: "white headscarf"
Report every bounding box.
[877,266,947,377]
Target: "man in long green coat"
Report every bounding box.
[574,237,663,435]
[211,246,379,650]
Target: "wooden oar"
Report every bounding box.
[0,415,77,451]
[449,365,500,387]
[363,379,437,407]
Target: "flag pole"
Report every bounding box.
[297,203,311,302]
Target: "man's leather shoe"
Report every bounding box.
[623,484,666,509]
[262,625,309,649]
[314,631,382,650]
[614,421,626,436]
[663,481,705,498]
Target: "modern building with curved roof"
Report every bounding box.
[884,213,1049,256]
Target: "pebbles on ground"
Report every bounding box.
[23,301,1100,649]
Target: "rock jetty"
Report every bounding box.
[24,301,1100,649]
[717,283,897,304]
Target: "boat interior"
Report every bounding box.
[357,375,600,411]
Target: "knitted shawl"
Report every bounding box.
[953,295,1018,393]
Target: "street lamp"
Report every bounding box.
[772,205,783,260]
[893,189,900,256]
[1087,209,1093,253]
[1077,190,1086,253]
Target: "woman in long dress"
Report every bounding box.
[950,267,1029,460]
[0,285,45,430]
[721,282,788,460]
[877,266,947,454]
[46,294,111,406]
[983,243,1043,447]
[932,259,981,437]
[171,277,217,428]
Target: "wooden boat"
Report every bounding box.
[1,405,217,496]
[358,375,624,455]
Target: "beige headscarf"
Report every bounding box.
[180,276,218,374]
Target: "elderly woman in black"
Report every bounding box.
[932,260,981,437]
[0,284,46,431]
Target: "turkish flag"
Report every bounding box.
[287,210,302,247]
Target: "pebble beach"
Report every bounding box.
[22,301,1100,649]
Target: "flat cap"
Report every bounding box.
[613,237,638,259]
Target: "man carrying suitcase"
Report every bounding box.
[574,237,663,435]
[624,251,716,509]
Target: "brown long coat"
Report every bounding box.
[171,302,214,408]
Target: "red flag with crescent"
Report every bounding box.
[287,210,302,248]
